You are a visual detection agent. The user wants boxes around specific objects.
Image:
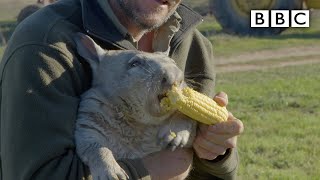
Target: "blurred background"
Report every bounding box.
[0,0,319,179]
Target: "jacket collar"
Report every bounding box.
[81,0,135,50]
[80,0,203,50]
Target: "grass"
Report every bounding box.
[208,31,320,58]
[0,46,4,58]
[0,0,35,21]
[183,0,210,15]
[197,11,320,57]
[215,64,320,179]
[0,20,16,46]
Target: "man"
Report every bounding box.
[0,0,244,179]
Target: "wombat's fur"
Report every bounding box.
[73,33,196,180]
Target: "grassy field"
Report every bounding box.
[0,46,4,58]
[0,0,35,21]
[216,64,320,179]
[198,11,320,57]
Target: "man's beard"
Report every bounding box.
[118,0,176,31]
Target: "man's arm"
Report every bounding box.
[142,148,194,180]
[171,29,243,179]
[0,44,91,180]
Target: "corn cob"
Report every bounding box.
[160,86,228,125]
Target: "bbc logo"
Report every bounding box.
[251,10,310,28]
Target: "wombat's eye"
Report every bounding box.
[129,60,141,68]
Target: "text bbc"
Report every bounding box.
[251,10,310,28]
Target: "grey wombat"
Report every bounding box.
[73,33,196,180]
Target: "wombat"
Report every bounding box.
[73,33,196,180]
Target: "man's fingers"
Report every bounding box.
[207,118,244,135]
[195,109,243,161]
[198,124,237,148]
[193,143,219,160]
[200,119,244,135]
[213,92,228,107]
[194,134,227,155]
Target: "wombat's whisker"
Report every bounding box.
[138,64,152,74]
[140,76,151,85]
[151,82,157,93]
[147,85,151,93]
[144,75,153,86]
[154,80,161,92]
[145,61,156,73]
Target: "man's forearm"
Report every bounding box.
[142,148,194,180]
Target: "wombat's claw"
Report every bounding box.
[168,131,179,151]
[158,132,175,148]
[91,157,129,180]
[158,117,194,150]
[159,130,189,151]
[170,131,177,138]
[93,169,128,180]
[170,133,185,150]
[110,165,129,180]
[116,168,129,180]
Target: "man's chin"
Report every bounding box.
[134,11,171,27]
[137,18,168,30]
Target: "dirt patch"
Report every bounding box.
[217,58,320,73]
[216,46,320,72]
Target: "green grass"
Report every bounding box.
[197,16,223,36]
[215,64,320,179]
[0,46,5,58]
[209,31,320,57]
[0,45,3,52]
[197,11,320,57]
[212,34,320,58]
[0,0,35,21]
[0,20,16,45]
[184,0,209,15]
[184,0,209,8]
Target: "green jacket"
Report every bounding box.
[0,0,239,179]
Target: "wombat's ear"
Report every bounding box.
[73,32,105,67]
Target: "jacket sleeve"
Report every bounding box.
[0,44,149,180]
[172,30,239,179]
[188,149,239,180]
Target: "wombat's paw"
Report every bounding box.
[166,130,191,151]
[92,162,129,180]
[158,114,197,151]
[91,154,129,180]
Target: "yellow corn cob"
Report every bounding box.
[160,86,228,125]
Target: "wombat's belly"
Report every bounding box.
[109,124,164,159]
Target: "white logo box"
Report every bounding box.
[251,10,310,28]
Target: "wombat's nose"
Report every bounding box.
[161,68,184,88]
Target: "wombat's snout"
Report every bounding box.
[161,66,184,90]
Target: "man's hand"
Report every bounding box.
[193,92,244,160]
[142,92,243,179]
